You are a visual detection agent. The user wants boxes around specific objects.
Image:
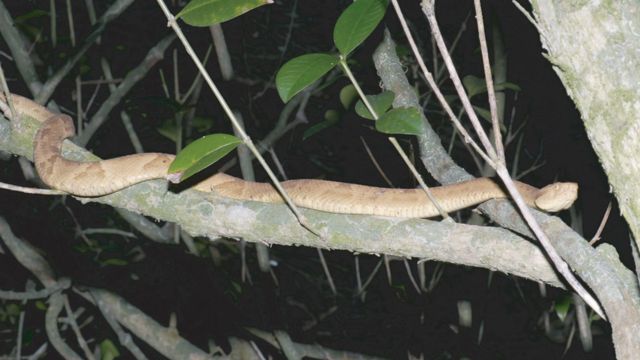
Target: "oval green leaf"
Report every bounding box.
[463,75,522,99]
[554,295,572,322]
[355,91,395,120]
[472,105,491,123]
[495,81,521,92]
[303,109,341,140]
[176,0,272,27]
[462,75,485,99]
[168,133,241,182]
[339,84,358,109]
[333,0,388,56]
[276,53,338,103]
[375,107,424,135]
[100,339,121,360]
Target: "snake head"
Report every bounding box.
[534,182,579,212]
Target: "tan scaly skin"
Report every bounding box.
[5,93,578,218]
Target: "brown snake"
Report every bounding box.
[4,93,578,217]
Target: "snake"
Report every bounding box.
[3,93,578,218]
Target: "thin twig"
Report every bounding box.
[155,0,319,236]
[474,0,504,161]
[36,0,136,105]
[354,258,384,298]
[0,0,43,94]
[417,0,606,320]
[45,293,83,360]
[232,112,271,273]
[497,167,605,319]
[77,34,175,146]
[339,59,450,220]
[360,137,394,187]
[403,259,421,294]
[209,24,234,80]
[50,0,57,47]
[421,1,497,160]
[62,296,95,360]
[0,181,66,195]
[590,202,612,245]
[0,278,71,301]
[388,0,494,167]
[317,248,337,295]
[355,255,364,301]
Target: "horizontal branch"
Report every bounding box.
[0,112,564,288]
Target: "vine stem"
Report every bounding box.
[154,0,320,236]
[339,58,450,220]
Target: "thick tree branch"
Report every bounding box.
[525,0,640,253]
[373,30,640,359]
[0,112,565,289]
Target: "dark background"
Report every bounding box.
[0,0,626,358]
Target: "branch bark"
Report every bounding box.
[524,0,640,250]
[373,25,640,360]
[520,2,640,358]
[0,111,565,289]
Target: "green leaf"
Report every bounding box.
[191,116,215,132]
[100,339,120,360]
[35,301,47,311]
[554,295,572,322]
[463,75,485,98]
[339,85,358,109]
[157,116,213,143]
[15,9,48,23]
[157,120,179,143]
[276,53,339,103]
[6,303,20,316]
[463,75,521,98]
[168,134,241,182]
[101,258,128,266]
[472,105,491,123]
[303,110,341,140]
[176,0,271,26]
[375,107,424,135]
[395,44,410,58]
[333,0,388,56]
[355,91,395,120]
[495,82,521,92]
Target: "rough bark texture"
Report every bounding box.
[0,114,564,289]
[373,29,640,359]
[527,1,640,358]
[528,0,640,247]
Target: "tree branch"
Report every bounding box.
[373,30,640,359]
[0,111,565,290]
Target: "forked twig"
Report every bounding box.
[405,0,605,319]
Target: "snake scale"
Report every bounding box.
[3,93,578,218]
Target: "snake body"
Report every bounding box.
[6,93,578,218]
